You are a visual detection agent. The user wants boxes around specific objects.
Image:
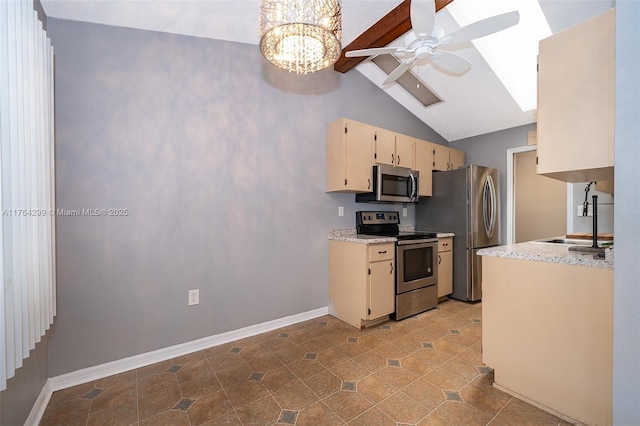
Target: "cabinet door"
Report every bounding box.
[373,128,396,166]
[344,121,373,192]
[432,144,450,171]
[449,148,465,171]
[537,9,614,182]
[395,135,415,169]
[368,260,395,319]
[414,140,433,196]
[437,250,453,298]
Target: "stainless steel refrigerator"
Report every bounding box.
[416,165,500,302]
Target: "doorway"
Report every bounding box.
[506,146,569,244]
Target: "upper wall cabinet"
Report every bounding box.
[414,140,433,197]
[326,118,465,196]
[432,144,466,172]
[537,9,615,183]
[326,118,373,193]
[373,129,415,169]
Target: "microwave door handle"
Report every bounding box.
[408,173,417,201]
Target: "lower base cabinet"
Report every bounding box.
[482,255,612,426]
[329,241,395,329]
[437,237,453,298]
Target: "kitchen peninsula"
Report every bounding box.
[479,241,613,426]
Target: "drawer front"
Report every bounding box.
[438,237,453,252]
[369,244,394,261]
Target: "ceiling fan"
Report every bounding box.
[345,0,520,85]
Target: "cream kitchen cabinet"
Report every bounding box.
[414,140,433,197]
[437,237,453,298]
[326,118,373,192]
[329,241,395,329]
[537,9,615,183]
[448,148,465,170]
[432,144,465,172]
[482,255,613,426]
[373,129,415,169]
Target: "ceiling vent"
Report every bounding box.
[371,55,442,107]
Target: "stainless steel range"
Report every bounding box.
[356,211,438,320]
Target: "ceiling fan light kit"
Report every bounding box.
[259,0,342,74]
[345,0,519,86]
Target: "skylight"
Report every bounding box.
[447,0,552,112]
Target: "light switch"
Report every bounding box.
[402,207,408,217]
[338,206,344,217]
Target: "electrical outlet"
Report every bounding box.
[338,206,344,217]
[402,207,408,217]
[577,204,593,217]
[188,289,199,306]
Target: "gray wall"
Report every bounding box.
[571,183,614,234]
[0,336,49,426]
[46,18,445,376]
[450,123,537,244]
[613,1,640,422]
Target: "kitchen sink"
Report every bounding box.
[535,237,614,247]
[540,238,591,244]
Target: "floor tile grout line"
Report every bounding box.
[44,302,556,426]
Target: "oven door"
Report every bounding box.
[396,240,438,293]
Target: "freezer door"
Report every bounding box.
[468,166,500,248]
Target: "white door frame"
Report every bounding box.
[506,146,574,244]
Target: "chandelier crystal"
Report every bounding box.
[259,0,342,74]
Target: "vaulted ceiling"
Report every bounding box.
[40,0,615,141]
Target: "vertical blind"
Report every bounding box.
[0,0,56,391]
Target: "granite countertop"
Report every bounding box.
[478,241,613,269]
[328,227,454,244]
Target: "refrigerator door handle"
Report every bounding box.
[483,175,497,238]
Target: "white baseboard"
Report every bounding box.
[27,306,328,425]
[24,379,53,426]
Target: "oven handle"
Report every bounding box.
[396,238,438,246]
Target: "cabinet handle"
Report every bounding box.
[391,154,395,164]
[390,262,393,274]
[439,254,442,265]
[368,178,371,190]
[397,155,400,165]
[378,250,387,254]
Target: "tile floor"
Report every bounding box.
[40,300,571,425]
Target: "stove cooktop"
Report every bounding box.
[355,211,437,240]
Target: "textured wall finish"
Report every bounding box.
[46,18,445,376]
[612,1,640,423]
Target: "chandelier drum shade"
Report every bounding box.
[259,0,342,74]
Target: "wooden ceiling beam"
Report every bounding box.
[334,0,454,73]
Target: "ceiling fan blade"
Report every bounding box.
[382,57,416,85]
[430,51,472,75]
[345,47,405,58]
[443,10,520,47]
[411,0,436,38]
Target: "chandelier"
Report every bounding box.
[259,0,342,74]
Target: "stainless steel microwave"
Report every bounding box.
[356,164,419,203]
